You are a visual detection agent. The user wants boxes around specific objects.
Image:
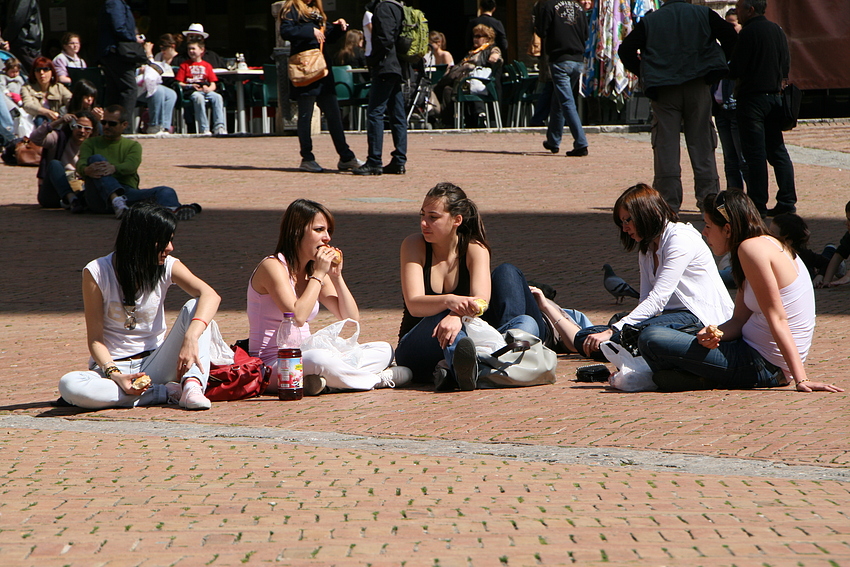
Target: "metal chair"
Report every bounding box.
[332,65,369,131]
[454,74,502,130]
[247,63,278,133]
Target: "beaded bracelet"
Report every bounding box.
[103,364,120,378]
[309,275,324,287]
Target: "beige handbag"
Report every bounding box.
[288,40,328,87]
[476,329,558,387]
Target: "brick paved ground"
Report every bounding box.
[1,127,849,565]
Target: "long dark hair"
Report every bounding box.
[68,79,98,115]
[425,182,490,256]
[275,199,335,278]
[770,213,810,252]
[114,203,177,306]
[613,183,678,254]
[704,190,771,287]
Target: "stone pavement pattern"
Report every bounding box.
[1,128,849,565]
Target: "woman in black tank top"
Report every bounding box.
[396,183,547,389]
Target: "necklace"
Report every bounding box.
[123,304,137,330]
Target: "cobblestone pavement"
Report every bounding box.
[1,128,849,565]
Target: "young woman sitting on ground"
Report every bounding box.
[247,198,410,395]
[396,182,547,390]
[639,190,843,393]
[567,183,734,360]
[58,203,221,410]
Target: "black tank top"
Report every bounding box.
[398,242,470,339]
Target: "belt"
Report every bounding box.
[115,350,152,361]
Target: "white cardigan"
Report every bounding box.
[613,222,733,331]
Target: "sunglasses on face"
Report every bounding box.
[103,120,122,127]
[72,124,93,131]
[473,35,488,39]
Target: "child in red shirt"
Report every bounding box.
[175,40,226,135]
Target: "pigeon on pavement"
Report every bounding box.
[603,263,639,304]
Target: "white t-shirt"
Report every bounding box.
[85,253,176,361]
[363,11,373,57]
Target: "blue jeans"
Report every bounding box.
[365,73,407,167]
[715,106,747,190]
[574,310,702,361]
[638,325,783,390]
[190,90,225,133]
[0,99,14,144]
[737,93,796,214]
[547,60,587,151]
[139,85,177,130]
[83,154,180,214]
[37,159,75,208]
[395,263,543,383]
[530,81,553,127]
[297,91,355,162]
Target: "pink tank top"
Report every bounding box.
[247,254,319,365]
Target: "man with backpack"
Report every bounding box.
[354,0,409,176]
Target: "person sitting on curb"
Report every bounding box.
[75,104,201,219]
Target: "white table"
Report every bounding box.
[214,68,265,134]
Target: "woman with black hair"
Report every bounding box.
[571,183,733,359]
[59,203,221,409]
[67,78,104,122]
[396,182,546,390]
[247,198,407,395]
[639,190,843,392]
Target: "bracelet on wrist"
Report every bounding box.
[191,317,208,327]
[102,364,120,378]
[796,378,811,384]
[552,317,564,326]
[309,275,324,287]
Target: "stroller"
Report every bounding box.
[403,63,436,129]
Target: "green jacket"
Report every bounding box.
[76,136,142,189]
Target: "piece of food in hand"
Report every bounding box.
[473,298,489,316]
[132,374,151,389]
[706,325,724,339]
[322,245,342,265]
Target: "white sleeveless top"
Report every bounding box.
[742,237,815,377]
[85,253,176,361]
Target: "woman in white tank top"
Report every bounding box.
[639,190,843,393]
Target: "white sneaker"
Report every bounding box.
[375,366,413,389]
[299,159,324,173]
[146,125,162,135]
[112,195,129,219]
[337,157,365,171]
[179,382,212,410]
[214,126,227,136]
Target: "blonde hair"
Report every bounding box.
[472,24,496,44]
[282,0,326,24]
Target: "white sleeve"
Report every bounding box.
[613,232,696,330]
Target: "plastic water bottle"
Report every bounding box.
[277,312,303,400]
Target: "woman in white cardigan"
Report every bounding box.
[556,183,733,360]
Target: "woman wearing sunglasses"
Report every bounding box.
[30,110,97,212]
[59,202,221,410]
[639,190,843,393]
[20,56,72,126]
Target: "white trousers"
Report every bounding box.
[269,341,393,392]
[58,299,212,409]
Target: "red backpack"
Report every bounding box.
[206,346,271,401]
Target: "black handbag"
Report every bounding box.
[780,83,802,131]
[115,41,148,65]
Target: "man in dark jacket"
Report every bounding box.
[97,0,144,132]
[729,0,795,217]
[354,0,408,175]
[535,0,589,157]
[619,0,737,213]
[5,0,43,70]
[465,0,508,55]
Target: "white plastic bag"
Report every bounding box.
[599,341,657,392]
[207,320,235,365]
[467,66,492,95]
[300,318,363,367]
[462,316,507,357]
[14,112,34,138]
